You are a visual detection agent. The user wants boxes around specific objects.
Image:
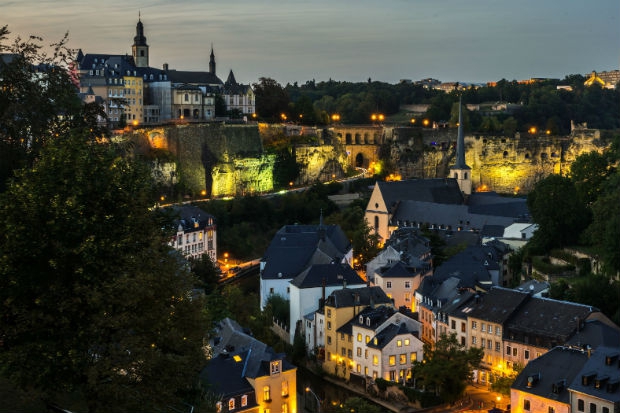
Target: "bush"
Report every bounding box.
[532,256,575,275]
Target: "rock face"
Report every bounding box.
[125,123,609,198]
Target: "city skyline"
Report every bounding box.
[3,0,620,85]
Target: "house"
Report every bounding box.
[482,222,539,250]
[259,223,352,309]
[350,306,424,384]
[204,318,297,413]
[511,346,590,413]
[168,205,217,262]
[320,286,393,378]
[288,263,365,344]
[373,262,426,312]
[435,289,476,347]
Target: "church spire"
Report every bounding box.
[209,44,216,75]
[132,13,149,67]
[450,97,472,195]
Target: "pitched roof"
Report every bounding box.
[325,286,393,309]
[169,204,215,232]
[467,287,530,324]
[568,346,620,403]
[565,320,620,350]
[290,263,364,288]
[505,297,596,346]
[261,224,351,280]
[377,261,424,279]
[367,323,412,349]
[511,346,590,404]
[376,178,465,210]
[165,68,223,86]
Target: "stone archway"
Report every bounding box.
[355,153,364,167]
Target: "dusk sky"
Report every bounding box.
[3,0,619,85]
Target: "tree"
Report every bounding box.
[527,174,590,251]
[190,253,221,292]
[0,26,87,191]
[569,150,615,206]
[253,77,289,121]
[0,132,206,412]
[413,333,483,404]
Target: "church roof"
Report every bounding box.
[376,178,465,210]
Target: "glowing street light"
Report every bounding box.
[529,126,537,135]
[331,113,340,122]
[423,119,430,127]
[305,387,321,413]
[410,118,416,124]
[280,113,287,121]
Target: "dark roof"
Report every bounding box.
[377,261,423,279]
[376,178,464,210]
[505,297,596,346]
[467,287,530,324]
[350,306,397,331]
[481,224,505,238]
[568,346,620,403]
[325,286,393,309]
[169,205,215,232]
[77,53,167,83]
[201,351,256,401]
[224,69,252,95]
[165,68,223,86]
[367,323,412,350]
[438,290,477,319]
[565,320,620,350]
[261,224,352,280]
[511,346,590,404]
[290,263,364,288]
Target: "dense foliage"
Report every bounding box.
[255,75,620,135]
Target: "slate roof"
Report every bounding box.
[376,178,464,211]
[438,290,477,319]
[350,306,397,331]
[377,261,424,279]
[224,69,252,95]
[325,286,393,309]
[481,224,505,238]
[77,53,167,82]
[568,346,620,403]
[169,204,215,232]
[261,224,352,280]
[511,346,590,404]
[505,297,596,347]
[367,323,412,350]
[165,68,223,86]
[565,320,620,350]
[290,263,364,288]
[466,287,530,324]
[201,351,256,402]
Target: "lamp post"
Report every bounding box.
[305,387,321,413]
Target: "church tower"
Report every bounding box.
[450,97,472,195]
[209,45,216,75]
[132,14,149,68]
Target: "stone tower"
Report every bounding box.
[132,14,149,68]
[450,97,472,195]
[209,45,216,76]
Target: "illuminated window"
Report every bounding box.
[228,398,235,410]
[281,380,288,397]
[270,360,280,375]
[397,340,402,347]
[389,355,396,366]
[404,338,410,346]
[373,355,378,366]
[263,385,271,401]
[216,401,222,413]
[410,352,417,363]
[357,333,362,342]
[400,354,406,364]
[241,395,247,407]
[366,335,370,343]
[281,403,288,413]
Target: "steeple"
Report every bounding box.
[450,97,472,195]
[132,13,149,67]
[209,44,216,75]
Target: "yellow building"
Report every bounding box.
[206,318,297,413]
[321,286,393,380]
[123,74,144,125]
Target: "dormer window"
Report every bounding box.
[228,398,235,410]
[270,360,281,375]
[366,317,371,326]
[359,315,364,324]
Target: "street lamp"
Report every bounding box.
[331,113,340,122]
[305,387,321,413]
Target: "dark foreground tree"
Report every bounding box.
[0,132,206,412]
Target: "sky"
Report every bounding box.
[3,0,620,85]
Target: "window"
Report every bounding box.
[373,355,378,366]
[270,360,281,375]
[341,347,346,356]
[327,321,331,330]
[216,401,222,413]
[461,322,466,332]
[471,321,477,329]
[281,380,288,397]
[400,354,407,364]
[397,340,402,347]
[496,326,501,335]
[451,320,456,329]
[525,350,530,360]
[365,349,368,359]
[327,309,331,318]
[577,399,584,412]
[481,323,486,332]
[357,333,362,342]
[404,338,410,346]
[495,342,501,352]
[471,336,477,345]
[389,355,396,366]
[405,281,411,289]
[481,338,486,348]
[549,407,555,413]
[386,281,392,288]
[410,352,417,363]
[506,346,511,355]
[357,347,362,356]
[524,399,530,411]
[366,335,370,343]
[340,333,345,340]
[602,408,609,413]
[327,336,332,345]
[589,403,596,413]
[513,347,518,357]
[263,385,271,401]
[281,404,288,413]
[228,398,235,411]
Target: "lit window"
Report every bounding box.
[373,355,378,365]
[216,401,222,413]
[397,340,402,347]
[281,380,288,397]
[410,352,417,363]
[228,398,235,410]
[357,333,362,342]
[270,360,281,375]
[404,338,410,346]
[400,354,406,364]
[389,355,396,366]
[241,395,247,407]
[263,385,271,401]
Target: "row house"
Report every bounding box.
[349,306,424,384]
[511,346,620,413]
[169,205,217,262]
[320,287,393,379]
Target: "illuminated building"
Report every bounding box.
[259,222,352,310]
[168,205,217,262]
[320,286,393,380]
[205,318,297,413]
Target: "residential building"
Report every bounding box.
[204,318,297,413]
[259,223,352,309]
[568,346,620,413]
[350,306,423,384]
[289,263,366,345]
[321,286,393,379]
[223,70,256,118]
[169,205,217,262]
[435,290,476,347]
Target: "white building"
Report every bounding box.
[169,205,217,262]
